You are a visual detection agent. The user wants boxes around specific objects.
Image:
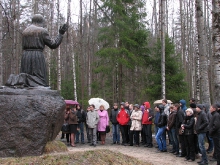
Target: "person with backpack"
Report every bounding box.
[75,104,86,144]
[110,103,120,144]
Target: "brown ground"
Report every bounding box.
[59,132,216,165]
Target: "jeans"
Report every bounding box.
[167,129,173,145]
[206,131,214,152]
[155,126,166,151]
[112,124,120,143]
[75,122,84,143]
[171,128,179,153]
[198,133,208,163]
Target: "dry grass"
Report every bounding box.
[0,149,150,165]
[44,140,68,154]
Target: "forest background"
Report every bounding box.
[0,0,220,109]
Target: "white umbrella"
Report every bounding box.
[153,99,173,105]
[88,98,110,110]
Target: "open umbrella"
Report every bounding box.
[88,98,109,110]
[153,99,173,105]
[65,100,79,105]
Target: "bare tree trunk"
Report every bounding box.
[161,0,166,99]
[195,0,210,104]
[32,0,38,14]
[88,0,92,97]
[57,0,61,90]
[212,0,220,103]
[71,29,77,101]
[0,0,2,86]
[48,0,54,86]
[154,0,158,38]
[80,0,85,102]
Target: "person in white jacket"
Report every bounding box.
[129,104,143,146]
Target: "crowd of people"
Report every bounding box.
[61,99,220,165]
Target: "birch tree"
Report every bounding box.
[57,0,61,90]
[212,0,220,103]
[195,0,210,104]
[161,0,166,99]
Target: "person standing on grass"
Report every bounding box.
[117,102,130,146]
[196,104,209,165]
[86,104,99,147]
[129,104,142,146]
[110,103,120,144]
[142,101,154,148]
[209,104,220,165]
[97,105,109,145]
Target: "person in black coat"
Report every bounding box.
[174,103,186,157]
[196,104,209,165]
[110,103,120,144]
[181,108,195,162]
[209,104,220,165]
[155,104,167,152]
[75,104,86,144]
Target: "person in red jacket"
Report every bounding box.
[117,102,130,146]
[142,102,154,148]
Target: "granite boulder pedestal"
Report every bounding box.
[0,87,65,157]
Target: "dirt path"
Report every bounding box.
[59,133,216,165]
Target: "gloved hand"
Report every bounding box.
[59,23,68,35]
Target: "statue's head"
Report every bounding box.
[31,14,44,26]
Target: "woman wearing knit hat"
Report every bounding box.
[181,108,195,162]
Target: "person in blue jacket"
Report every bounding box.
[179,99,187,113]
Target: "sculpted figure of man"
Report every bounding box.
[6,14,68,87]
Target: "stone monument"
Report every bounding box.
[0,14,68,157]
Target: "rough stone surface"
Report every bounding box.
[0,87,65,157]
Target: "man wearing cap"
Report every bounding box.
[129,104,142,146]
[196,104,209,165]
[117,102,130,146]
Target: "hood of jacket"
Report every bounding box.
[179,99,187,111]
[144,102,150,109]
